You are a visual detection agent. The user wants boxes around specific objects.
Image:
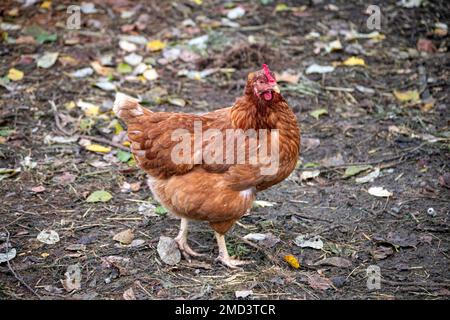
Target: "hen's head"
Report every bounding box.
[246,64,280,102]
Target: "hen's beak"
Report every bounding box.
[272,84,280,94]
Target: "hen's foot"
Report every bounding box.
[215,255,254,269]
[175,237,204,261]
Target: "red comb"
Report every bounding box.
[262,64,275,82]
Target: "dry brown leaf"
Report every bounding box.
[113,229,134,245]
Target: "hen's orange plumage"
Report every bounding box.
[114,65,300,267]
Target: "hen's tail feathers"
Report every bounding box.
[113,92,149,124]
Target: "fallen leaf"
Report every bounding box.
[355,168,380,184]
[309,108,328,120]
[325,39,342,53]
[373,231,419,248]
[313,257,352,268]
[141,68,158,81]
[168,97,186,107]
[90,61,114,76]
[37,52,59,69]
[393,89,420,103]
[61,264,81,292]
[284,255,300,269]
[227,6,245,20]
[294,235,324,249]
[433,22,448,37]
[343,165,372,178]
[307,273,333,291]
[71,67,94,78]
[371,246,394,260]
[117,150,131,162]
[123,287,136,300]
[416,38,436,53]
[113,229,134,245]
[253,200,276,207]
[0,248,16,263]
[128,239,146,247]
[7,68,24,81]
[31,186,46,193]
[124,53,143,66]
[80,2,97,14]
[85,144,111,153]
[235,290,253,298]
[101,256,131,275]
[305,64,335,74]
[37,230,60,244]
[44,135,78,144]
[342,56,366,67]
[117,62,132,74]
[40,0,51,9]
[300,170,320,180]
[154,206,168,215]
[86,190,113,202]
[368,186,393,197]
[95,81,116,91]
[146,40,166,52]
[119,40,137,52]
[243,233,267,241]
[54,172,76,185]
[157,236,181,265]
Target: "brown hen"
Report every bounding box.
[113,64,300,268]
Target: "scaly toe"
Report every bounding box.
[175,239,204,260]
[216,256,254,269]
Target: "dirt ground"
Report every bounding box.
[0,0,449,300]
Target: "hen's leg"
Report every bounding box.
[215,232,253,269]
[174,218,204,260]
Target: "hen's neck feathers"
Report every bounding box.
[230,94,297,132]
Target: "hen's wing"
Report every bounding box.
[114,93,233,178]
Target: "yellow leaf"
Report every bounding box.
[146,40,166,52]
[7,8,19,16]
[65,101,76,110]
[90,61,114,77]
[421,101,435,112]
[7,68,24,81]
[284,254,300,269]
[342,56,366,67]
[109,119,124,135]
[191,0,202,4]
[85,105,100,117]
[77,100,100,117]
[275,4,290,12]
[85,144,111,153]
[40,0,52,9]
[393,90,420,103]
[41,252,50,258]
[123,141,131,147]
[58,55,78,66]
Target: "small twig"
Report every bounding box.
[50,100,75,136]
[302,142,428,172]
[3,228,42,299]
[238,236,279,266]
[293,212,333,223]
